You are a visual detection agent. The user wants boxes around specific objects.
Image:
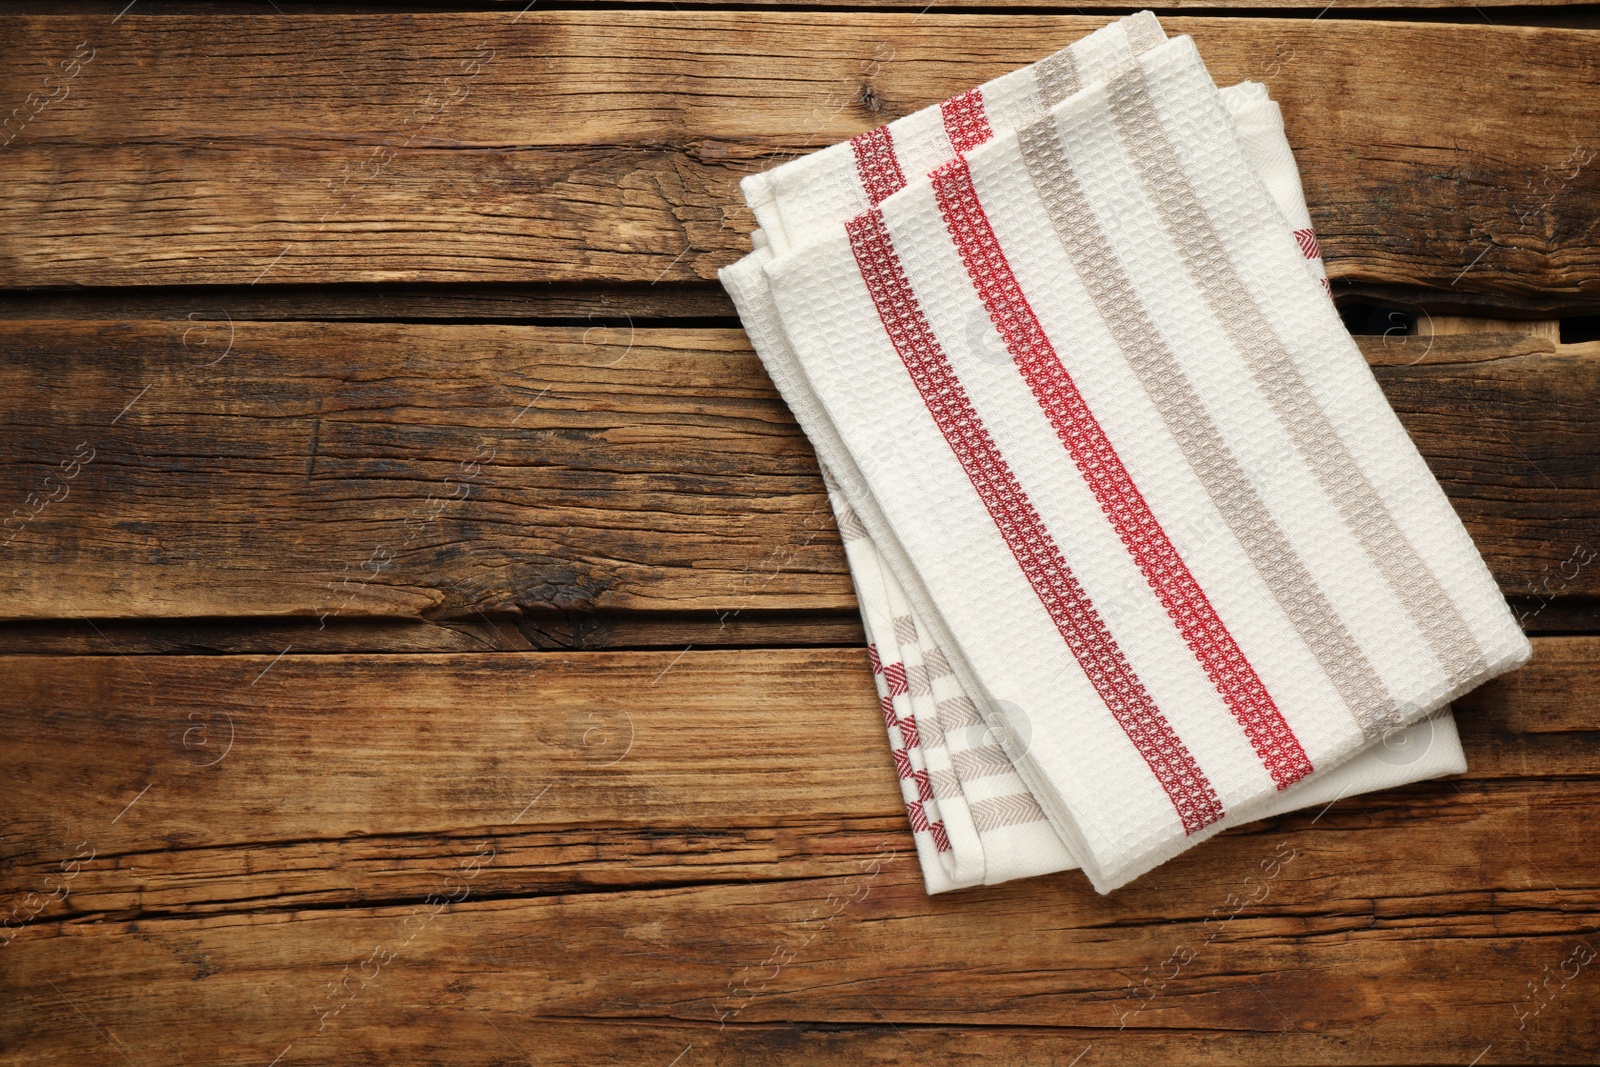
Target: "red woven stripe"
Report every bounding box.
[940,88,993,155]
[846,206,1224,835]
[898,714,920,748]
[850,125,907,206]
[884,661,909,695]
[873,653,949,853]
[932,158,1312,790]
[1292,227,1321,260]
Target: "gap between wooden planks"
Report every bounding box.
[1,640,1596,1064]
[0,14,1595,306]
[1,320,1594,619]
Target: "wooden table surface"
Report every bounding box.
[2,2,1598,1064]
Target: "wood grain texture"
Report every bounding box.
[2,864,1595,1065]
[1,640,1594,917]
[2,641,1596,1064]
[1,14,1596,306]
[0,320,843,619]
[1,321,1595,620]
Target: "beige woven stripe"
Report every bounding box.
[1124,11,1166,54]
[923,645,955,679]
[892,613,918,645]
[905,662,933,697]
[953,744,1018,782]
[929,768,964,800]
[1034,14,1164,110]
[834,502,869,542]
[936,694,983,730]
[1017,119,1398,741]
[971,792,1049,832]
[1106,64,1488,724]
[1034,46,1080,107]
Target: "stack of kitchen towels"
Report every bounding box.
[720,12,1531,894]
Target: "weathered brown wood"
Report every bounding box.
[3,1003,1598,1067]
[1,320,1594,620]
[2,803,1594,1064]
[0,649,900,899]
[1,15,1595,307]
[1,639,1593,922]
[0,320,844,619]
[1,870,1596,1063]
[1376,342,1600,602]
[3,777,1590,921]
[1454,633,1600,774]
[3,641,1597,1063]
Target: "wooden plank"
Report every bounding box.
[1,14,1595,305]
[0,319,844,619]
[2,803,1595,1063]
[1,639,1593,922]
[1,321,1595,620]
[1378,343,1600,601]
[3,994,1598,1067]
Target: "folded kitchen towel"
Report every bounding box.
[727,19,1530,893]
[725,16,1447,896]
[731,17,1480,893]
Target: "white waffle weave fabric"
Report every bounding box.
[722,15,1530,893]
